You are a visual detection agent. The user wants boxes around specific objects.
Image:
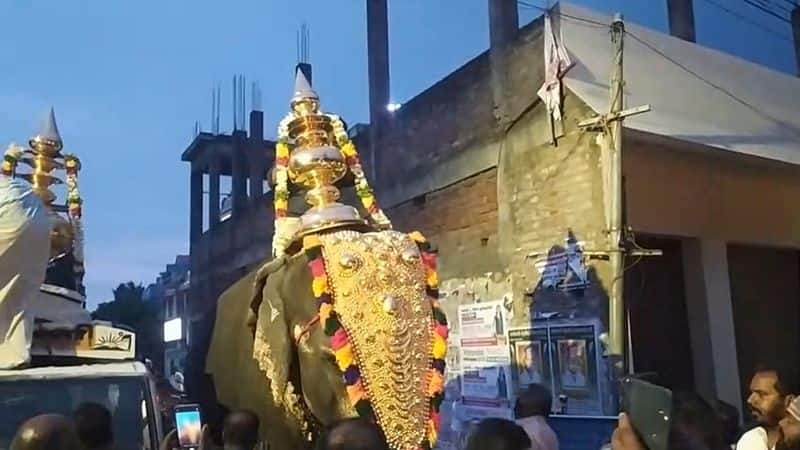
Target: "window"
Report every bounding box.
[0,377,153,450]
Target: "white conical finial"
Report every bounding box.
[293,68,317,100]
[40,107,62,142]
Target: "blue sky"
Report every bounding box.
[0,0,795,309]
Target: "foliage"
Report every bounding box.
[92,281,162,368]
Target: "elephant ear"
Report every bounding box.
[251,256,296,415]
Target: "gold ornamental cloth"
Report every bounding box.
[319,230,433,450]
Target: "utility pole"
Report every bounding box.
[577,14,659,377]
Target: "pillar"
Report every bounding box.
[667,0,696,43]
[792,6,800,76]
[488,0,518,124]
[249,154,264,201]
[232,143,247,213]
[190,168,203,241]
[682,239,742,416]
[367,0,390,131]
[488,0,519,49]
[367,0,390,183]
[208,157,221,228]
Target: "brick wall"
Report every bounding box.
[386,169,501,279]
[373,18,544,200]
[497,91,610,326]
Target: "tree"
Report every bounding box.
[93,281,162,368]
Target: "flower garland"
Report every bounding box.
[410,231,448,447]
[330,116,392,230]
[305,232,448,449]
[64,155,82,218]
[64,154,85,293]
[2,144,23,177]
[272,113,295,257]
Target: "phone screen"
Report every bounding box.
[621,377,672,450]
[175,404,202,448]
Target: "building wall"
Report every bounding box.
[727,245,800,400]
[190,195,272,318]
[387,169,501,280]
[625,134,800,248]
[497,94,610,326]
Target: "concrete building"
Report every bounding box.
[182,108,275,322]
[144,255,190,378]
[361,0,800,421]
[183,0,800,439]
[163,270,190,379]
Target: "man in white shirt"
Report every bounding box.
[737,366,797,450]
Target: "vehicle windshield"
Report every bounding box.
[0,375,154,450]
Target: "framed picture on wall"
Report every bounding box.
[515,341,544,387]
[557,339,589,388]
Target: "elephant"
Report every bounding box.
[205,229,447,450]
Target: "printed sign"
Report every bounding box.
[532,236,590,291]
[458,301,513,408]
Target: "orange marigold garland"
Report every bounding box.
[411,232,448,448]
[272,114,293,257]
[307,232,448,450]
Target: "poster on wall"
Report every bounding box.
[445,334,462,401]
[549,324,602,415]
[508,326,552,395]
[458,301,513,410]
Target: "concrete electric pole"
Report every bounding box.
[578,14,659,375]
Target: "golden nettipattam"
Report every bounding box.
[206,70,448,450]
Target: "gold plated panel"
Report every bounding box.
[320,230,433,450]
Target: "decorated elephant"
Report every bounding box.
[205,70,448,450]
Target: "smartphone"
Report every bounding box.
[620,376,672,450]
[174,404,202,448]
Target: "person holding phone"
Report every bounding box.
[778,397,800,450]
[738,366,798,450]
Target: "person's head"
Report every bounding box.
[73,402,113,450]
[11,414,82,450]
[515,384,552,419]
[316,418,388,450]
[222,410,260,450]
[465,418,532,450]
[748,365,798,428]
[517,346,531,368]
[668,392,726,450]
[779,397,800,450]
[712,399,740,446]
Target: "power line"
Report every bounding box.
[741,0,791,23]
[700,0,793,42]
[774,0,799,7]
[626,30,800,140]
[755,0,793,14]
[759,0,792,14]
[516,1,800,141]
[517,1,608,27]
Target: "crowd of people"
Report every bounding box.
[6,364,800,450]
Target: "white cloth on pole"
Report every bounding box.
[0,177,50,369]
[537,13,573,122]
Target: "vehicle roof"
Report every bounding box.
[0,361,148,381]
